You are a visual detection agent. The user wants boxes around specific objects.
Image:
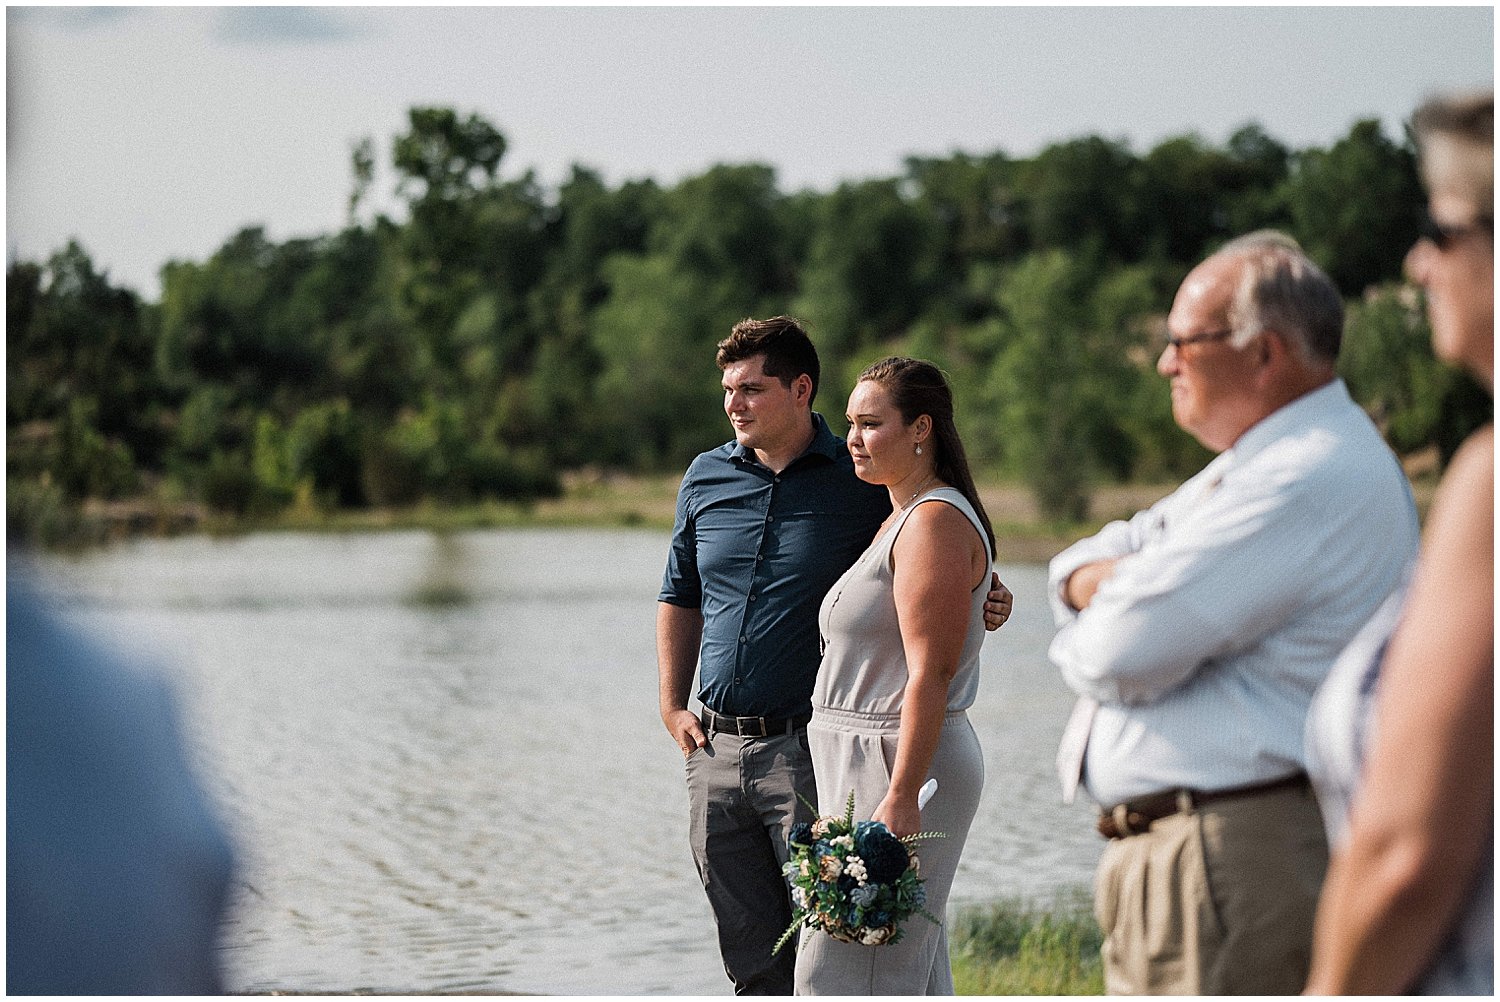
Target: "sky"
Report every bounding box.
[6,5,1494,299]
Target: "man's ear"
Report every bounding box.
[792,372,814,404]
[1255,329,1305,392]
[1258,329,1289,370]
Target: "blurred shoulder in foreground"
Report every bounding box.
[7,567,236,994]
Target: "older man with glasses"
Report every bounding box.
[1047,231,1420,994]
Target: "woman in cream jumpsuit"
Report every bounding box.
[794,357,995,996]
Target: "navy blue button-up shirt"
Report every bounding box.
[659,412,890,719]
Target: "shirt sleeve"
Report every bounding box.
[657,475,701,608]
[1050,468,1328,706]
[1047,505,1167,627]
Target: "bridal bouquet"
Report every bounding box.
[773,790,945,953]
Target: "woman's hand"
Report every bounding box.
[872,790,922,839]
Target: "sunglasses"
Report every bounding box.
[1417,208,1493,251]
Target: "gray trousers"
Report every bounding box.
[686,725,816,995]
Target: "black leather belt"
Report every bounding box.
[701,707,811,738]
[1097,772,1311,840]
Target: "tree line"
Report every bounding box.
[8,107,1488,545]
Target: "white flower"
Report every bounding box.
[792,886,807,909]
[860,926,893,945]
[831,835,854,850]
[818,855,844,880]
[844,855,868,884]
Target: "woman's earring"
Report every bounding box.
[915,443,923,456]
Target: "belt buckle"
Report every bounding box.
[743,716,767,738]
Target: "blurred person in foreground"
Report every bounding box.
[1048,231,1420,993]
[658,317,1012,994]
[1303,89,1493,996]
[794,357,995,994]
[7,563,236,993]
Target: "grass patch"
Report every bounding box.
[950,888,1104,996]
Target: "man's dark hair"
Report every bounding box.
[715,316,820,403]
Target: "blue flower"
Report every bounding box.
[855,825,910,883]
[788,822,814,849]
[850,884,880,907]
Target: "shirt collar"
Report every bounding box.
[1221,378,1350,470]
[729,412,841,466]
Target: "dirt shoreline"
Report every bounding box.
[64,471,1436,559]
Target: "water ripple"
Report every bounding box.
[37,531,1098,994]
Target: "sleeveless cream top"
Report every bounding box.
[814,487,991,717]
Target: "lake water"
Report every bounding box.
[32,528,1102,995]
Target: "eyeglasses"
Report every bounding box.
[1163,329,1234,352]
[1418,208,1493,251]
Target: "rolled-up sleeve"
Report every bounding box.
[658,480,701,608]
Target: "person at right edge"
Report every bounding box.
[1303,89,1493,996]
[1047,231,1420,994]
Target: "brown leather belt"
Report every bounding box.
[701,707,812,738]
[1097,772,1311,840]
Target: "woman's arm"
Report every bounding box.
[1306,427,1494,994]
[873,501,989,837]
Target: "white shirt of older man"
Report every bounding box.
[1050,378,1419,995]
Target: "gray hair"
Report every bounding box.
[1215,230,1343,364]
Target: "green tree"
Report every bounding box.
[522,171,665,466]
[1222,122,1293,235]
[588,253,734,468]
[1135,135,1236,264]
[646,163,795,308]
[986,250,1098,520]
[904,152,1029,297]
[1020,136,1142,262]
[792,178,942,362]
[1339,284,1491,463]
[8,243,160,465]
[1285,120,1422,296]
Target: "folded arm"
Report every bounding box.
[1049,474,1319,706]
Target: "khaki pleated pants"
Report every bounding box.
[1093,781,1329,995]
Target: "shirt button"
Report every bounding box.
[734,677,742,685]
[756,554,764,562]
[766,514,774,523]
[739,636,747,643]
[748,594,757,602]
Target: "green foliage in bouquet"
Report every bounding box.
[773,789,946,955]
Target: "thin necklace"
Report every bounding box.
[824,472,937,654]
[897,473,936,512]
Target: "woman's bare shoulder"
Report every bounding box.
[1432,425,1494,518]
